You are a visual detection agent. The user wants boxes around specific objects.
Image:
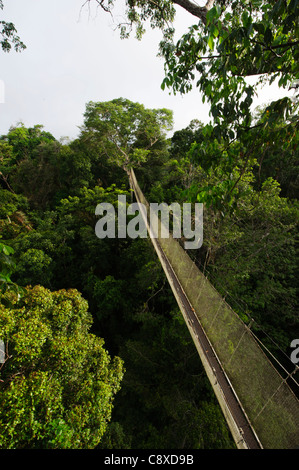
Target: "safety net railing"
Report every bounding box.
[130,169,299,450]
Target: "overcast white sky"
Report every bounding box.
[0,0,292,141]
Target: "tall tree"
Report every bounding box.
[0,285,124,448]
[80,98,173,189]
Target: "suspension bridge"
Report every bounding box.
[129,168,299,450]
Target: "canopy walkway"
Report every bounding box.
[129,168,299,450]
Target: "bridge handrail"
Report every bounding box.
[130,168,299,449]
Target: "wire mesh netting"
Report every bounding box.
[130,169,299,450]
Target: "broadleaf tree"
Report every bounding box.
[0,285,124,449]
[80,98,173,192]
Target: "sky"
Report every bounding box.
[0,0,292,141]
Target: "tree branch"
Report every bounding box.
[172,0,214,24]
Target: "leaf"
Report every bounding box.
[208,35,214,51]
[253,23,265,35]
[264,27,273,45]
[3,245,15,256]
[206,6,218,24]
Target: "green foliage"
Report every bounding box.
[161,0,298,131]
[1,81,297,449]
[89,0,298,211]
[0,242,25,301]
[0,1,26,52]
[0,286,124,448]
[111,309,235,449]
[86,0,176,41]
[1,0,298,449]
[17,248,53,287]
[90,0,298,133]
[189,165,299,351]
[81,98,173,176]
[0,124,61,208]
[0,242,16,289]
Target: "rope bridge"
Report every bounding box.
[129,168,299,450]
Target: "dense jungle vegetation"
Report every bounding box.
[0,0,298,449]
